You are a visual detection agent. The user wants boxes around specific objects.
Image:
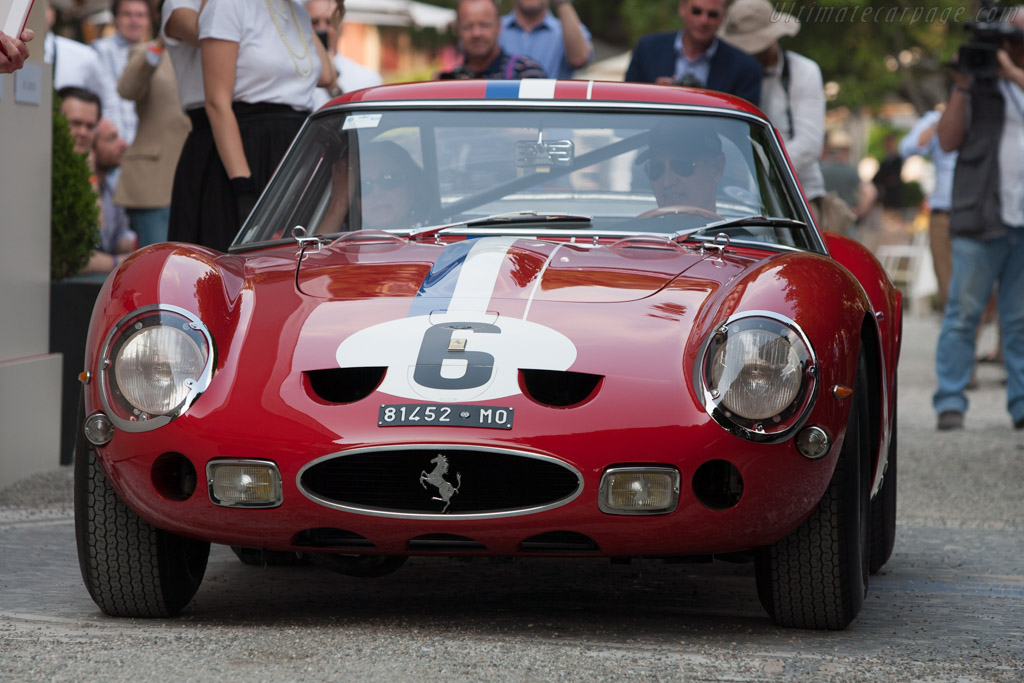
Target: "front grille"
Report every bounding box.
[299,446,582,517]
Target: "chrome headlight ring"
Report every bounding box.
[695,311,818,443]
[98,304,216,433]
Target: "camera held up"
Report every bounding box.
[958,0,1024,80]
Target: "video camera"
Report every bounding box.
[958,0,1024,79]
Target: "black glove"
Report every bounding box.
[231,176,259,224]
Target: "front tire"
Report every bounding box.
[74,426,209,618]
[869,394,897,574]
[755,351,872,629]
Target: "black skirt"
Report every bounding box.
[168,102,308,253]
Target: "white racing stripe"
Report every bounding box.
[518,79,558,100]
[448,237,521,314]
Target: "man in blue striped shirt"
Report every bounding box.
[499,0,592,80]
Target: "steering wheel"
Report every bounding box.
[636,205,724,221]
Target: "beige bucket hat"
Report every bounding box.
[718,0,800,55]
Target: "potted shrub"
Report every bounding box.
[49,93,101,465]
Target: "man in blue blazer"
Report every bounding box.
[625,0,761,107]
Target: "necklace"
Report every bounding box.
[264,0,313,78]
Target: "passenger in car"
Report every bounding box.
[319,140,430,233]
[360,141,430,229]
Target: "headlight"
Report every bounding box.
[100,306,215,432]
[697,313,816,442]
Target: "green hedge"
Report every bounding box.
[50,93,99,281]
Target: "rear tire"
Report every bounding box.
[74,424,209,618]
[869,395,897,574]
[755,351,871,629]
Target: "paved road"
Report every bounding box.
[1,316,1022,681]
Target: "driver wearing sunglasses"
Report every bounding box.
[643,122,725,213]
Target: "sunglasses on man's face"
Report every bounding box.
[645,157,698,181]
[689,6,722,19]
[363,171,405,194]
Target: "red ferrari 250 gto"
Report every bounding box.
[75,80,900,630]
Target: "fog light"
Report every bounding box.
[796,425,831,459]
[83,413,114,446]
[208,460,282,508]
[598,467,680,515]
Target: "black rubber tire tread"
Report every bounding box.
[755,351,871,630]
[74,439,210,618]
[869,393,897,574]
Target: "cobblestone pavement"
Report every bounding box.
[0,316,1021,681]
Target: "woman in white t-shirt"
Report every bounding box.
[163,0,207,247]
[188,0,336,251]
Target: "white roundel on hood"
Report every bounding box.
[336,312,577,403]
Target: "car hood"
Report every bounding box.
[292,234,715,305]
[253,234,757,404]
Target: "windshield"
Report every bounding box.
[236,107,818,251]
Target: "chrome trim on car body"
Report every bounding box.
[695,310,820,444]
[97,304,216,433]
[598,466,681,515]
[206,459,283,508]
[297,444,584,520]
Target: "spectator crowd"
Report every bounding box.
[6,0,1023,432]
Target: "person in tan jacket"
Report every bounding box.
[114,36,191,246]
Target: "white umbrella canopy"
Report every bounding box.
[343,0,455,30]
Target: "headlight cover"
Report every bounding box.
[696,312,817,443]
[100,305,215,432]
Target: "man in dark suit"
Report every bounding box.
[625,0,761,106]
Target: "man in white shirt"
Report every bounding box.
[718,0,825,211]
[306,0,382,108]
[44,7,106,95]
[92,0,151,146]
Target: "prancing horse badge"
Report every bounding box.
[419,454,461,512]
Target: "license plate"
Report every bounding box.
[378,404,513,430]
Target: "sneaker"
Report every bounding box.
[937,411,964,431]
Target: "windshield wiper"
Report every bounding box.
[407,211,593,242]
[669,215,807,242]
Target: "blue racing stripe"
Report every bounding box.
[408,240,477,317]
[485,80,521,99]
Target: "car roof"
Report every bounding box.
[324,79,765,118]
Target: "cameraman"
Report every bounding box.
[933,8,1024,431]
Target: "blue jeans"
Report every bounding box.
[129,207,170,247]
[933,229,1024,422]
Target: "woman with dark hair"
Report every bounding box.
[360,141,429,230]
[171,0,337,252]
